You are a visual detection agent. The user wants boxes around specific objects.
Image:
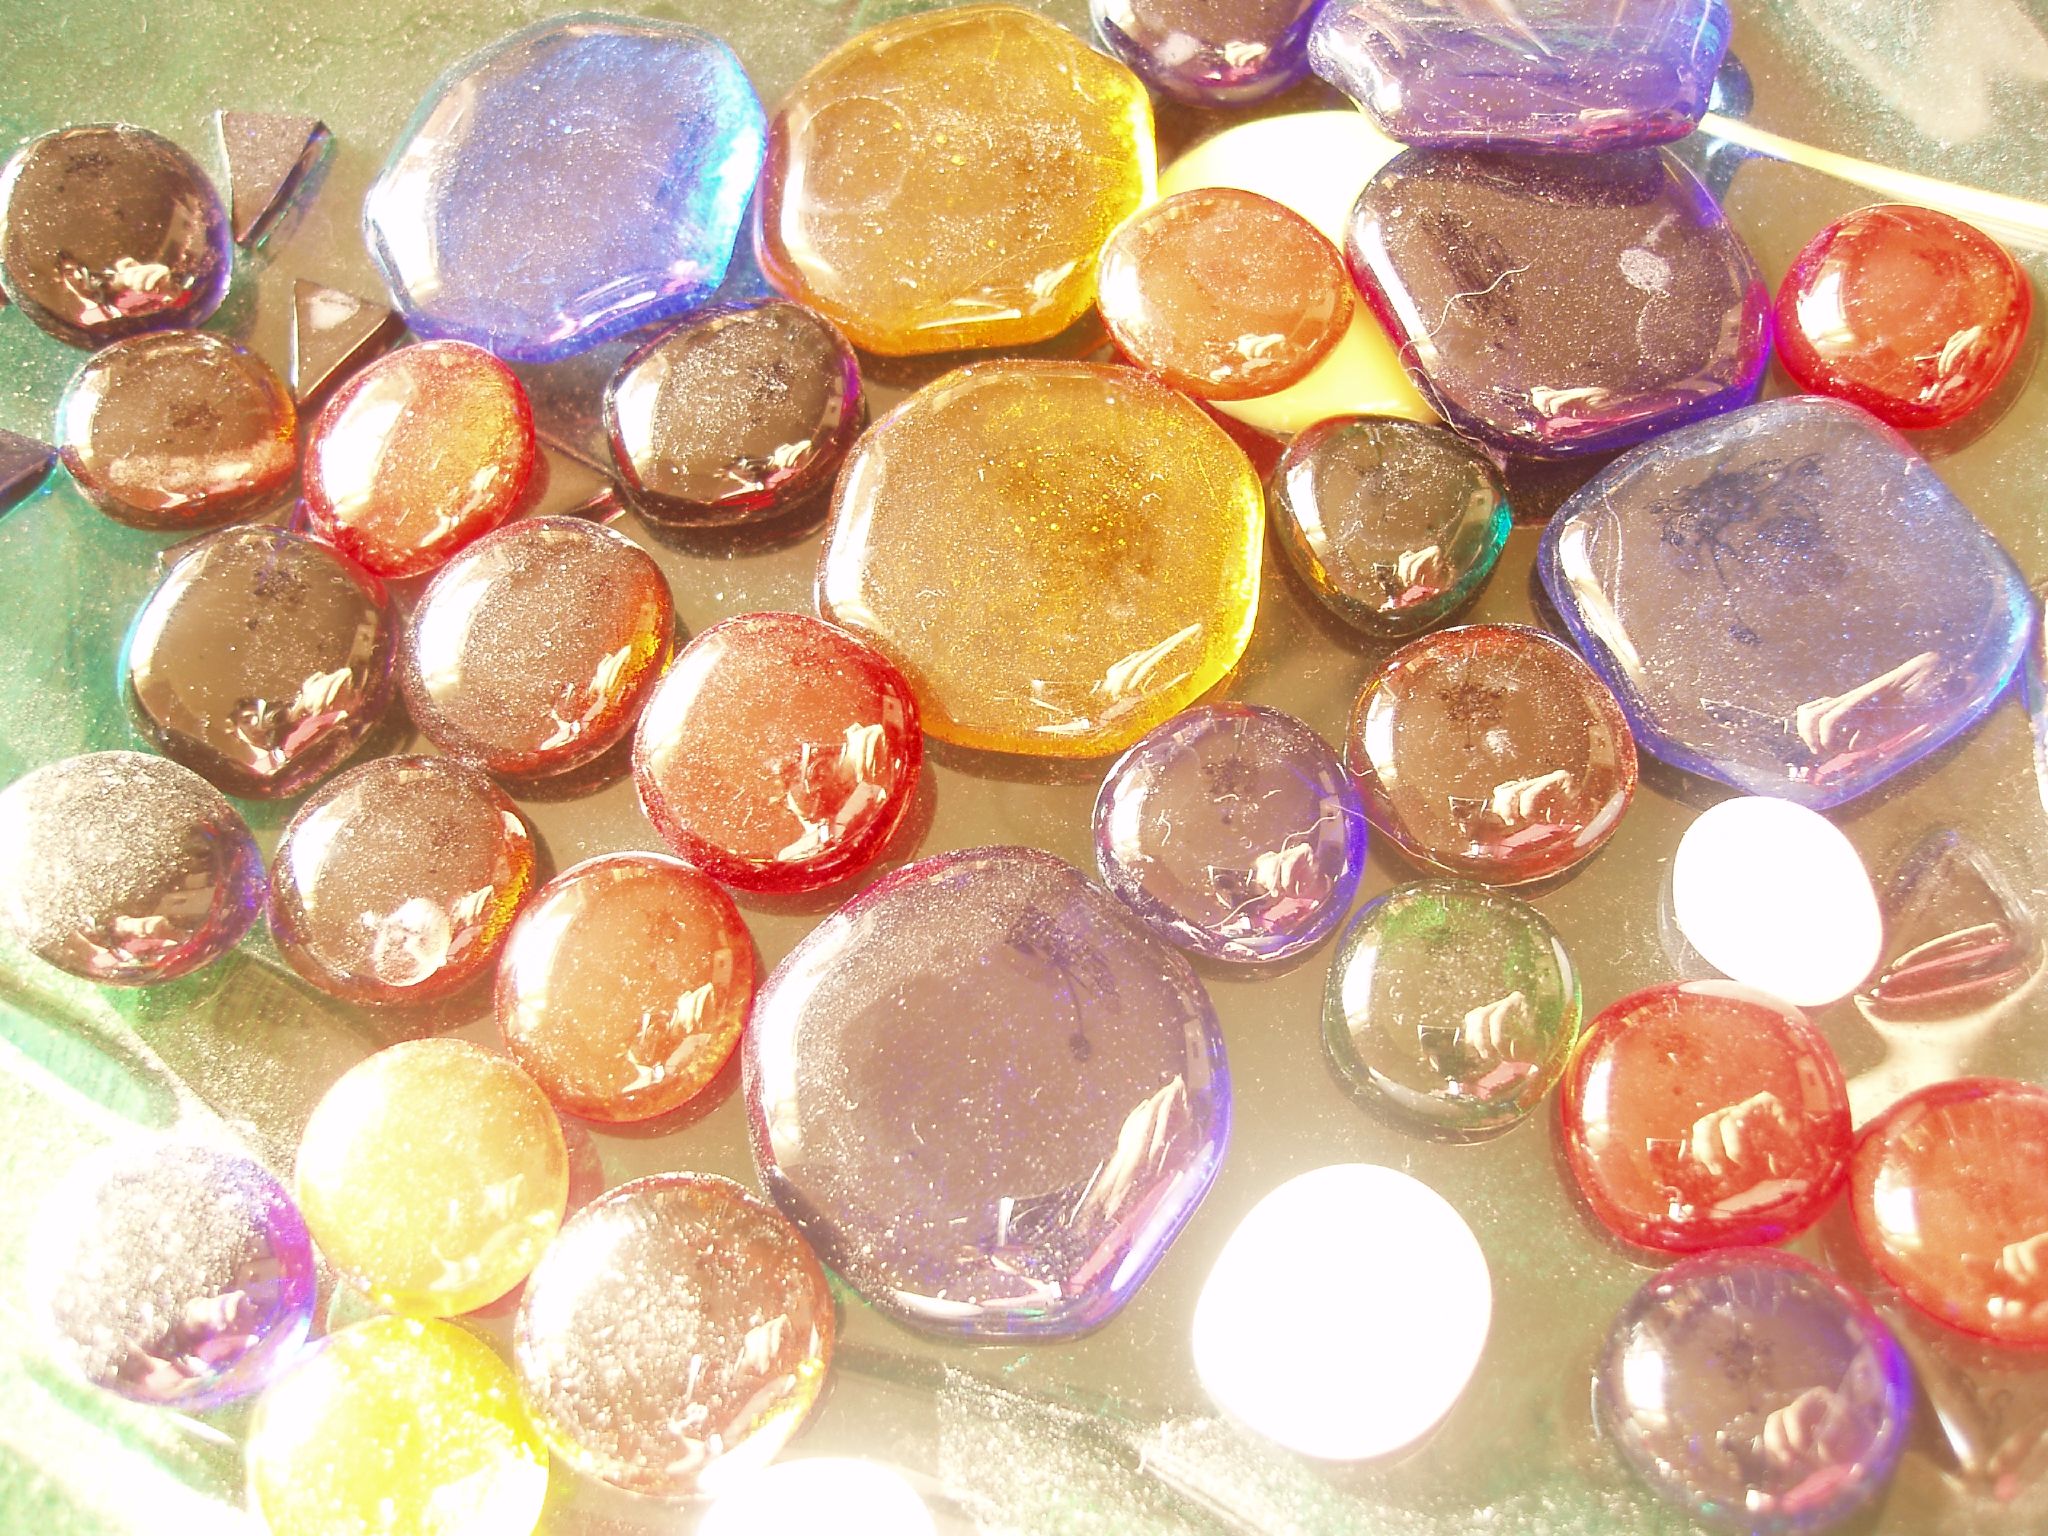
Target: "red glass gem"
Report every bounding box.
[1560,980,1853,1252]
[633,611,922,894]
[1775,204,2032,431]
[1851,1077,2048,1348]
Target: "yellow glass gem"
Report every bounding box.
[295,1039,568,1317]
[247,1316,547,1536]
[757,3,1155,355]
[820,360,1262,757]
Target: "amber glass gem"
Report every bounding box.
[1098,188,1350,401]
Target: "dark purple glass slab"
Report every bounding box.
[1345,147,1768,460]
[1092,0,1320,107]
[744,845,1229,1339]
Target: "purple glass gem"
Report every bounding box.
[1346,147,1768,460]
[1309,0,1732,152]
[1094,703,1366,964]
[30,1141,316,1410]
[1597,1249,1912,1534]
[744,845,1230,1339]
[1540,396,2031,810]
[1092,0,1321,107]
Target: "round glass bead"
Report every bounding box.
[295,1038,568,1316]
[1269,414,1509,636]
[267,755,537,1006]
[1850,1076,2048,1348]
[0,750,261,984]
[604,300,863,526]
[29,1139,315,1410]
[1597,1249,1912,1536]
[0,124,231,349]
[1093,702,1365,964]
[1324,880,1579,1137]
[56,332,296,530]
[496,853,755,1123]
[1092,0,1320,106]
[1344,623,1637,886]
[303,340,537,578]
[1560,981,1852,1252]
[123,527,395,799]
[401,517,674,779]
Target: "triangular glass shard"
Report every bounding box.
[1858,829,2041,1026]
[290,280,403,404]
[216,110,330,248]
[0,428,55,517]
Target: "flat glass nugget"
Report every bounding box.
[1346,148,1768,459]
[30,1140,315,1410]
[123,527,395,799]
[1093,703,1366,964]
[56,332,297,530]
[633,611,923,895]
[1344,624,1636,886]
[1540,396,2032,810]
[303,340,537,578]
[1324,881,1579,1137]
[1776,204,2033,431]
[0,124,231,349]
[1093,0,1320,105]
[758,4,1154,355]
[0,751,261,984]
[1269,415,1509,636]
[1857,830,2041,1026]
[295,1038,568,1316]
[514,1174,833,1498]
[1560,981,1852,1253]
[364,16,764,362]
[745,846,1229,1339]
[289,279,403,405]
[268,755,536,1006]
[402,518,674,779]
[1597,1251,1911,1536]
[247,1317,548,1536]
[819,361,1261,758]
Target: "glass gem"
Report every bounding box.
[1597,1249,1912,1536]
[632,611,923,895]
[247,1317,548,1536]
[215,110,329,248]
[513,1173,833,1498]
[819,361,1261,758]
[123,527,395,800]
[1857,830,2041,1027]
[1323,880,1579,1138]
[1539,395,2031,809]
[1310,0,1732,152]
[29,1139,315,1410]
[1343,623,1636,886]
[267,755,537,1006]
[604,301,863,527]
[364,15,765,363]
[1269,414,1509,637]
[289,279,403,405]
[757,5,1154,355]
[1850,1077,2048,1348]
[1775,204,2033,432]
[1192,1164,1490,1460]
[0,425,55,516]
[0,124,230,349]
[0,751,260,985]
[401,517,674,779]
[1092,0,1320,106]
[700,1459,937,1536]
[745,846,1229,1338]
[303,340,537,579]
[1560,981,1853,1252]
[1346,147,1768,459]
[496,853,755,1124]
[295,1038,568,1316]
[1092,702,1366,964]
[56,331,297,530]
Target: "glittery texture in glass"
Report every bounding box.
[1092,0,1320,105]
[216,110,329,248]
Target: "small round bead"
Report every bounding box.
[1092,0,1321,106]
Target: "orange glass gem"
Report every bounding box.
[496,853,755,1124]
[1098,188,1351,400]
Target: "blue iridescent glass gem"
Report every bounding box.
[364,15,765,363]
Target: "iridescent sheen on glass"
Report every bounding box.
[1093,0,1320,106]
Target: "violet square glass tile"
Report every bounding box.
[1540,396,2032,811]
[1309,0,1732,152]
[1345,147,1768,460]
